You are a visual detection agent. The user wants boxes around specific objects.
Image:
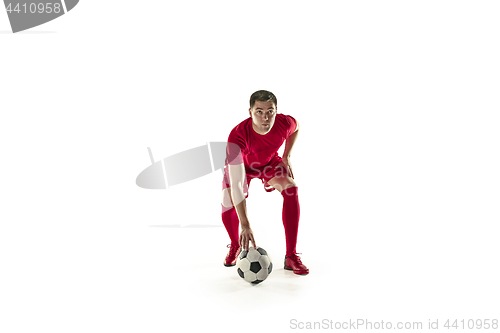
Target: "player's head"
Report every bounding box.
[249,90,277,109]
[249,90,277,135]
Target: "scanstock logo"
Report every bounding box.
[137,143,231,190]
[3,0,79,33]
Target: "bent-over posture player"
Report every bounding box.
[221,90,309,275]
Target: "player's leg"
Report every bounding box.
[266,172,297,193]
[221,187,238,243]
[221,172,252,266]
[267,168,309,275]
[266,173,300,256]
[221,186,241,266]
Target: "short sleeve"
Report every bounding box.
[226,132,245,165]
[285,115,298,138]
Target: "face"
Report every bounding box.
[249,100,277,135]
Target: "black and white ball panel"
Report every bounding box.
[235,247,272,284]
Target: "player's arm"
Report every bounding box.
[282,121,299,178]
[228,162,256,251]
[283,121,299,158]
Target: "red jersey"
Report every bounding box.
[225,113,298,178]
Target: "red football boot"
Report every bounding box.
[284,253,309,275]
[224,244,241,267]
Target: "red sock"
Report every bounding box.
[221,205,239,247]
[282,186,300,256]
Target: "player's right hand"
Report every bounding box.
[239,227,256,252]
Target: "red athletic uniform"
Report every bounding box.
[221,113,303,263]
[222,113,298,195]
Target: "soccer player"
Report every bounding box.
[221,90,309,275]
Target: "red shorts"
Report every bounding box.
[221,156,289,197]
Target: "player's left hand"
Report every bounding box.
[279,157,294,179]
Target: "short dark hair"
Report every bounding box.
[249,90,277,108]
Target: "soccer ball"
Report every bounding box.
[236,247,273,284]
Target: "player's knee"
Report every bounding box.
[274,180,296,193]
[282,178,297,191]
[282,183,298,197]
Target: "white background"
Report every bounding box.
[1,1,499,332]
